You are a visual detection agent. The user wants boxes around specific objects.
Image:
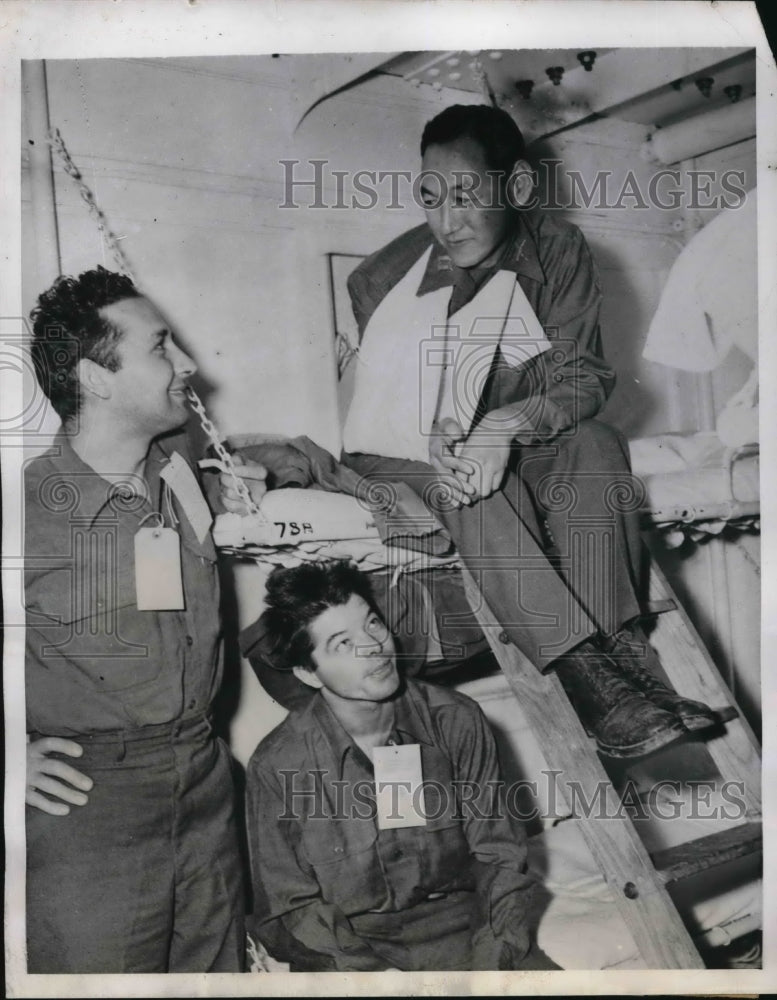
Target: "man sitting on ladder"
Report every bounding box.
[341,104,716,759]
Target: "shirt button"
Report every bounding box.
[498,631,510,644]
[187,698,196,710]
[186,635,194,646]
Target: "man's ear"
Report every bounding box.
[77,358,113,401]
[292,664,324,690]
[506,159,535,208]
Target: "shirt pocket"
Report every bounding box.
[301,818,383,914]
[26,564,166,693]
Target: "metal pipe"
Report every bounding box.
[642,96,756,165]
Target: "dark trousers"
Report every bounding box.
[26,717,245,973]
[344,419,644,671]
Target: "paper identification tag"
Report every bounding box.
[372,743,427,830]
[160,451,213,544]
[134,527,185,610]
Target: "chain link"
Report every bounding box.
[47,126,266,522]
[185,387,265,519]
[47,128,135,276]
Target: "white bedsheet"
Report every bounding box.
[529,817,760,969]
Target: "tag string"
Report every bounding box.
[163,482,179,528]
[138,511,165,532]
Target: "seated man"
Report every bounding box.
[341,103,715,758]
[24,266,267,972]
[246,561,557,972]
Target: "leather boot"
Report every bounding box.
[555,647,686,758]
[601,627,718,733]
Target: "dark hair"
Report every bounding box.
[261,561,378,671]
[420,104,526,176]
[30,266,140,423]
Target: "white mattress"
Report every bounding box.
[528,817,760,969]
[629,432,759,526]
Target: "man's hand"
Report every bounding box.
[219,459,268,514]
[27,737,93,816]
[428,418,476,508]
[455,426,513,502]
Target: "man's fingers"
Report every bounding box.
[34,736,84,759]
[219,465,268,496]
[221,482,268,499]
[27,737,93,815]
[39,758,94,792]
[221,493,265,514]
[25,788,71,817]
[220,464,268,514]
[437,418,465,442]
[435,476,472,508]
[441,452,477,479]
[454,453,507,501]
[225,462,268,482]
[30,774,90,806]
[466,464,497,501]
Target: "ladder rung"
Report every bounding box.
[651,821,762,884]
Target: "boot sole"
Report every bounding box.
[649,703,721,733]
[680,703,738,730]
[681,713,720,732]
[597,723,687,759]
[637,694,722,734]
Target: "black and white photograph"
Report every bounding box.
[2,1,775,996]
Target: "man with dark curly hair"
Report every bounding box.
[24,266,266,973]
[246,561,557,972]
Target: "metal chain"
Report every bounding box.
[47,126,265,521]
[47,127,135,276]
[185,386,264,518]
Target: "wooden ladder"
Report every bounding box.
[460,559,762,970]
